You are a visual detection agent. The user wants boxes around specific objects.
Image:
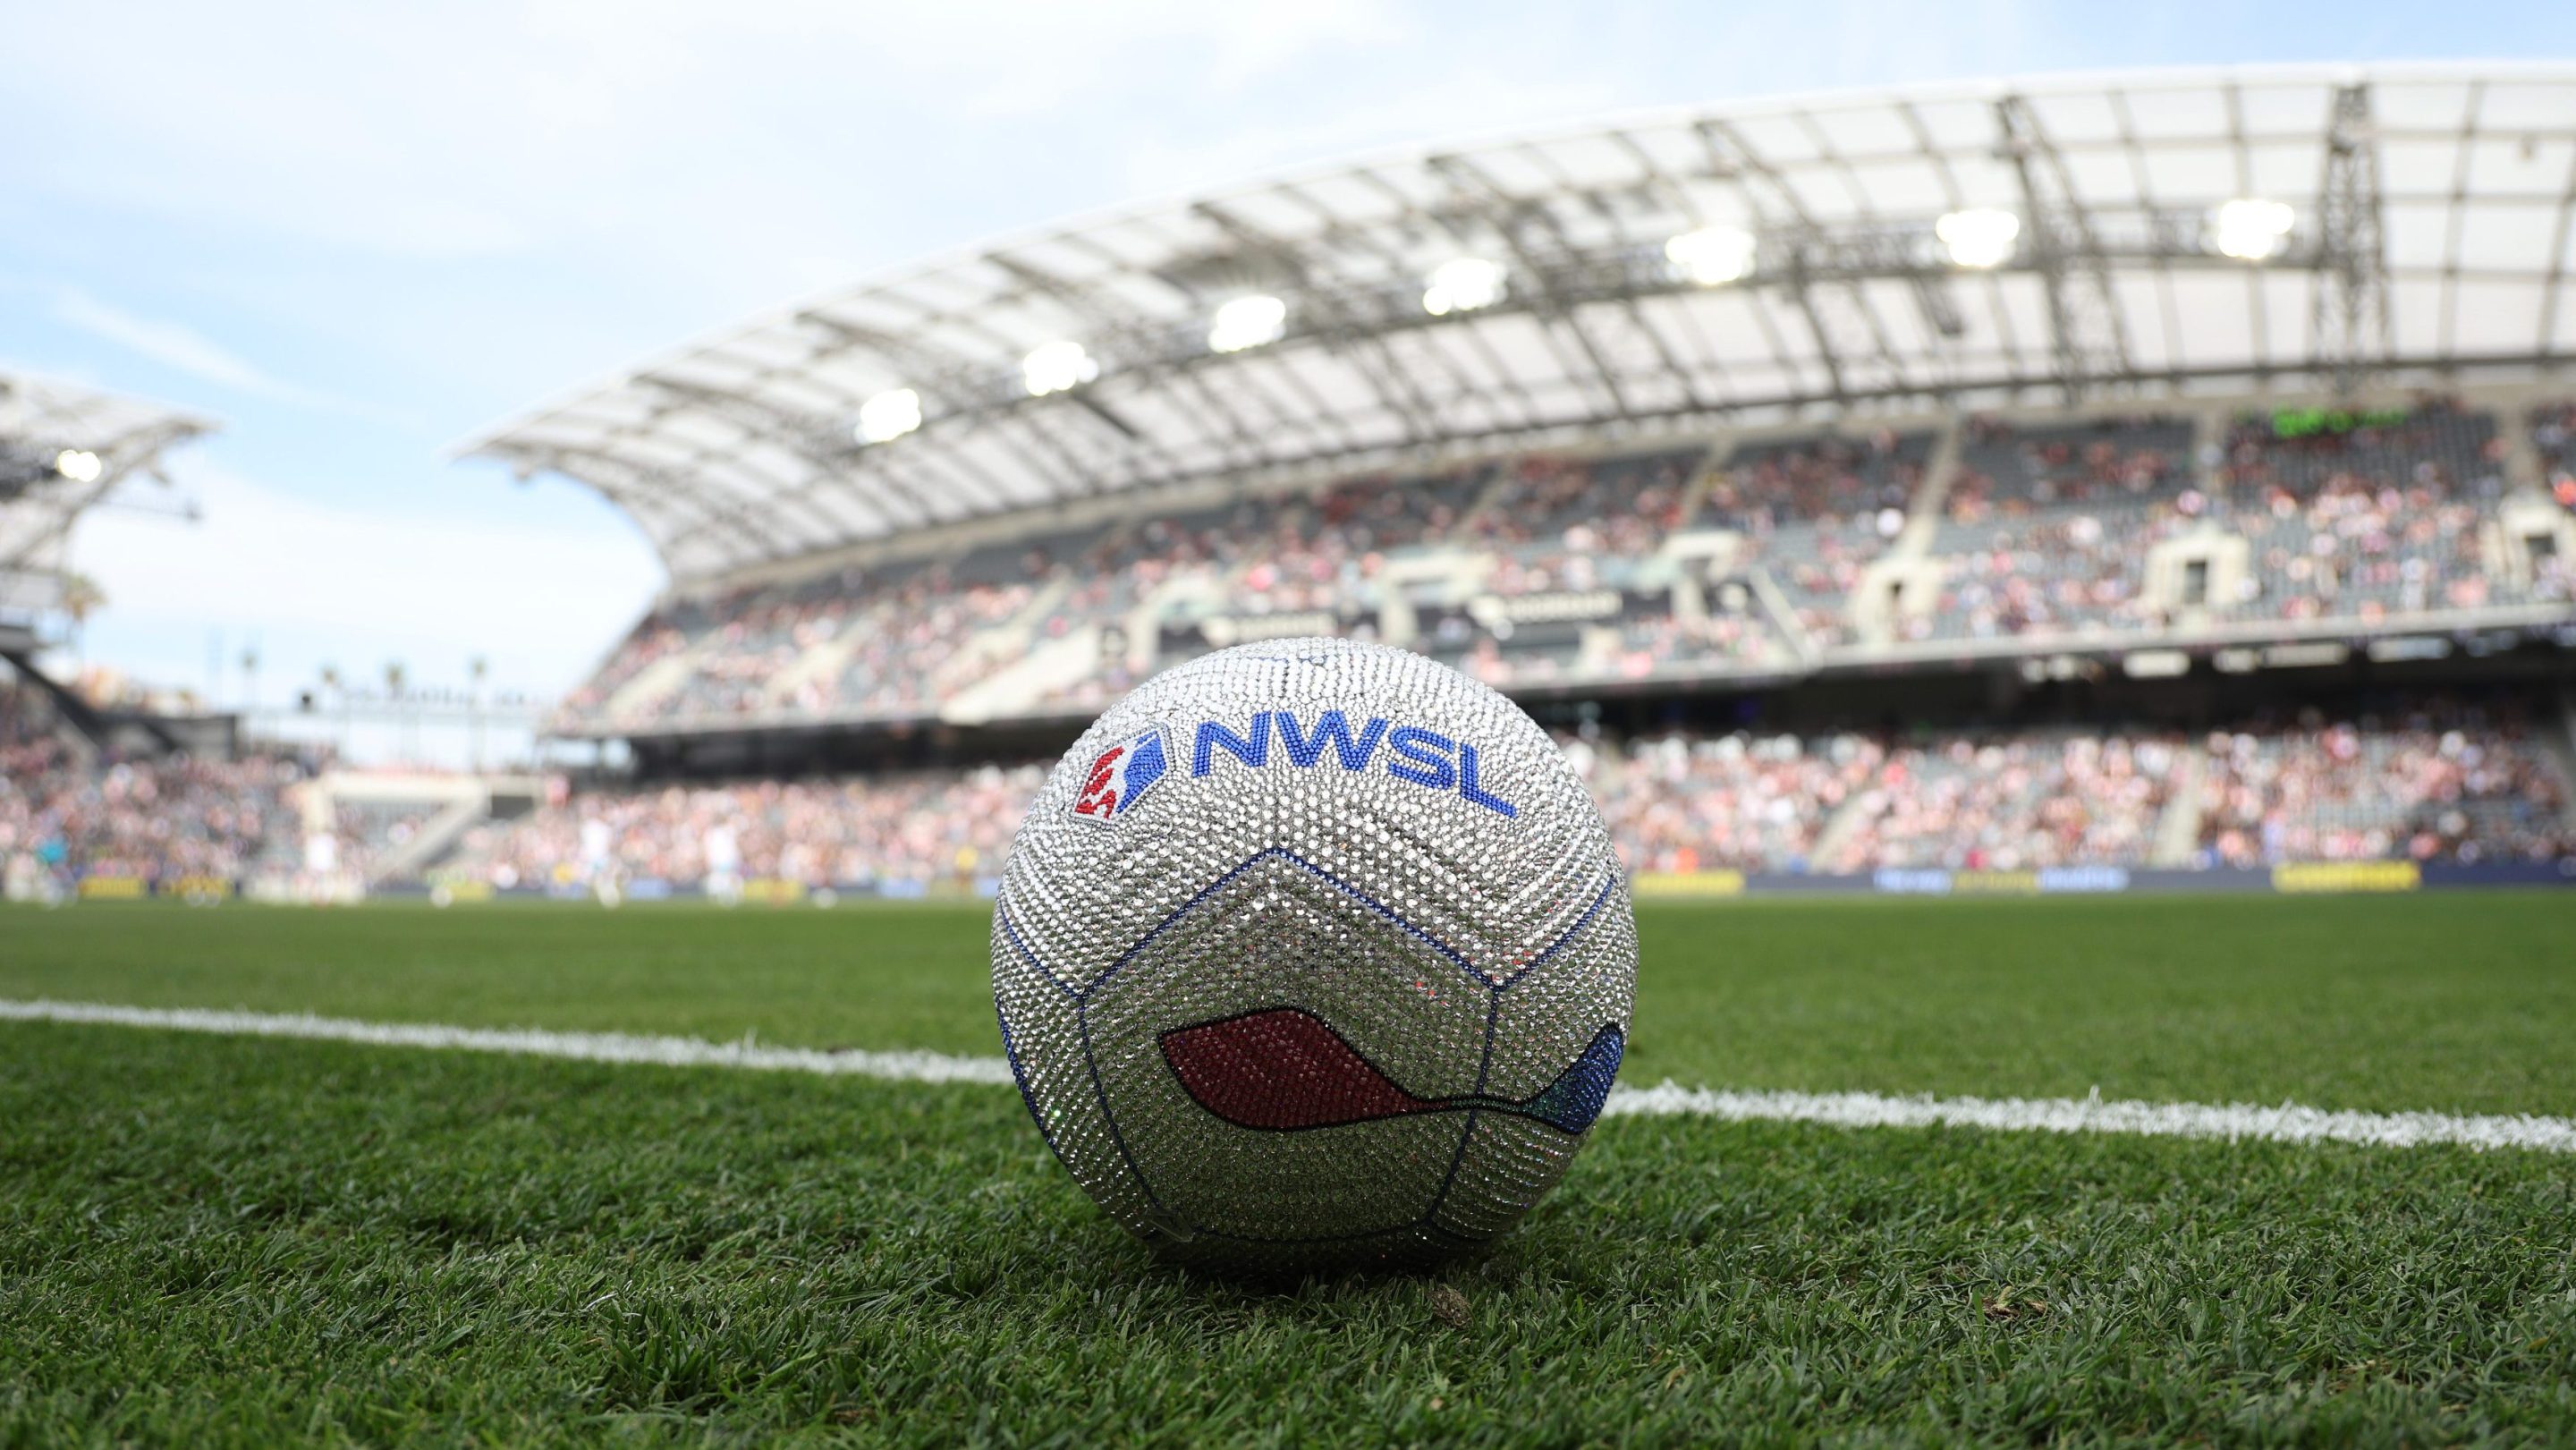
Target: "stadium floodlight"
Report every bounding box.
[1421,257,1508,316]
[855,388,922,445]
[53,448,103,484]
[2210,198,2296,261]
[1021,340,1097,397]
[1208,294,1287,353]
[1936,208,2021,268]
[1665,225,1758,285]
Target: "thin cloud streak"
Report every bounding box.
[51,288,394,420]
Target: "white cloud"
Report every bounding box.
[1118,66,1628,199]
[51,288,379,416]
[0,0,1412,276]
[65,456,662,704]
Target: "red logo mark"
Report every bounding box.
[1072,745,1125,819]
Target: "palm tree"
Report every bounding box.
[57,573,104,666]
[319,665,346,759]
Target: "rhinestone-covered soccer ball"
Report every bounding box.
[991,637,1636,1272]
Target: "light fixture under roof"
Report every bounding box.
[854,388,921,445]
[53,448,102,484]
[1421,257,1507,316]
[1665,225,1757,285]
[1936,208,2021,268]
[2210,198,2296,261]
[1021,340,1097,397]
[1208,294,1288,353]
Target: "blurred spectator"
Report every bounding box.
[1829,733,2182,871]
[1581,730,1882,873]
[445,765,1045,892]
[2198,705,2572,866]
[545,411,2570,727]
[0,684,305,889]
[1929,403,2522,640]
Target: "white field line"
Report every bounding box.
[0,998,1014,1086]
[6,998,2575,1155]
[1602,1081,2576,1155]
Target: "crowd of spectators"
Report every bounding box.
[1927,403,2543,641]
[1699,431,1929,650]
[0,685,307,894]
[1700,430,1929,531]
[1928,508,2163,640]
[453,704,2571,893]
[1468,448,1699,556]
[549,406,2576,732]
[2533,401,2576,496]
[1604,604,1785,681]
[2211,403,2512,622]
[2198,708,2572,866]
[1924,418,2190,640]
[1579,729,1882,874]
[442,765,1043,893]
[18,652,2562,895]
[1590,712,2566,875]
[329,800,441,883]
[1945,417,2193,521]
[1826,733,2183,871]
[835,578,1036,717]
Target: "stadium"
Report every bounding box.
[8,57,2576,1444]
[428,62,2576,903]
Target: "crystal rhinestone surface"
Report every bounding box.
[991,638,1637,1273]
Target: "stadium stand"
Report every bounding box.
[0,681,306,895]
[1927,416,2196,640]
[343,72,2576,897]
[329,800,439,883]
[441,766,1042,895]
[537,398,2573,739]
[428,699,2572,895]
[335,389,2574,907]
[2196,706,2573,867]
[1823,733,2187,872]
[1580,729,1884,875]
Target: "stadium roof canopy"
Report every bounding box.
[0,370,214,616]
[462,62,2576,581]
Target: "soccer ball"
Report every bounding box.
[991,637,1636,1273]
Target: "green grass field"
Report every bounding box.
[4,895,2574,1446]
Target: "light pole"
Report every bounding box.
[385,661,410,762]
[319,665,346,759]
[469,657,489,773]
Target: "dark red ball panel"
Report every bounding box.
[1158,1007,1440,1131]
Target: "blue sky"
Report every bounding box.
[2,0,2563,752]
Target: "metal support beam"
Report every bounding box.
[794,311,1108,503]
[987,250,1276,477]
[1996,95,2133,404]
[0,420,199,575]
[1698,119,1919,409]
[1191,198,1444,450]
[1426,152,1639,422]
[633,377,938,532]
[2312,82,2393,398]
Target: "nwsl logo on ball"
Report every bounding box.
[1070,727,1170,822]
[1189,709,1519,818]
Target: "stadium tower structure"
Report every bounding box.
[465,64,2576,780]
[0,369,216,751]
